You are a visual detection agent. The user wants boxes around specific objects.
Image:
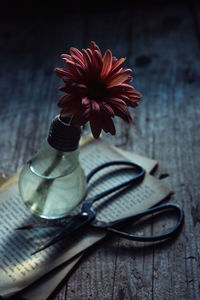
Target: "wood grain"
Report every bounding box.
[0,1,200,299]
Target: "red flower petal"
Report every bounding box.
[91,100,100,113]
[60,111,72,117]
[108,83,135,95]
[90,41,102,57]
[102,116,116,135]
[75,64,88,79]
[109,103,132,122]
[58,94,78,107]
[59,85,68,93]
[124,100,139,108]
[110,57,126,75]
[61,82,88,96]
[60,97,82,115]
[82,49,92,72]
[73,108,90,126]
[101,49,112,79]
[70,48,84,64]
[82,97,91,106]
[128,90,142,99]
[56,70,77,82]
[94,50,103,72]
[86,48,93,61]
[61,54,73,61]
[54,68,69,78]
[107,69,132,88]
[112,56,118,66]
[104,58,127,82]
[66,61,81,76]
[107,96,127,105]
[70,55,85,69]
[60,106,77,116]
[124,75,133,83]
[90,114,102,138]
[100,102,114,117]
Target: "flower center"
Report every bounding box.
[87,80,107,101]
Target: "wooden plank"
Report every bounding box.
[113,2,200,300]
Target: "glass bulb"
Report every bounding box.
[18,115,87,219]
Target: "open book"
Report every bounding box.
[0,139,171,299]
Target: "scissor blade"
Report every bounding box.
[16,223,63,230]
[32,229,68,255]
[16,216,72,230]
[31,214,89,255]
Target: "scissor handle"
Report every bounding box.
[84,161,145,207]
[105,203,184,242]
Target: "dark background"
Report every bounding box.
[1,0,184,15]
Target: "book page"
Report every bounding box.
[17,256,81,300]
[112,146,157,174]
[80,139,157,174]
[0,140,170,297]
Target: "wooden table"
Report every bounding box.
[0,1,200,299]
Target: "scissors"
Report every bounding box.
[18,161,184,255]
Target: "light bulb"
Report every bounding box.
[18,115,87,219]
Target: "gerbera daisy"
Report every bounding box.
[55,41,142,138]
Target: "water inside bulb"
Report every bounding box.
[18,141,87,219]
